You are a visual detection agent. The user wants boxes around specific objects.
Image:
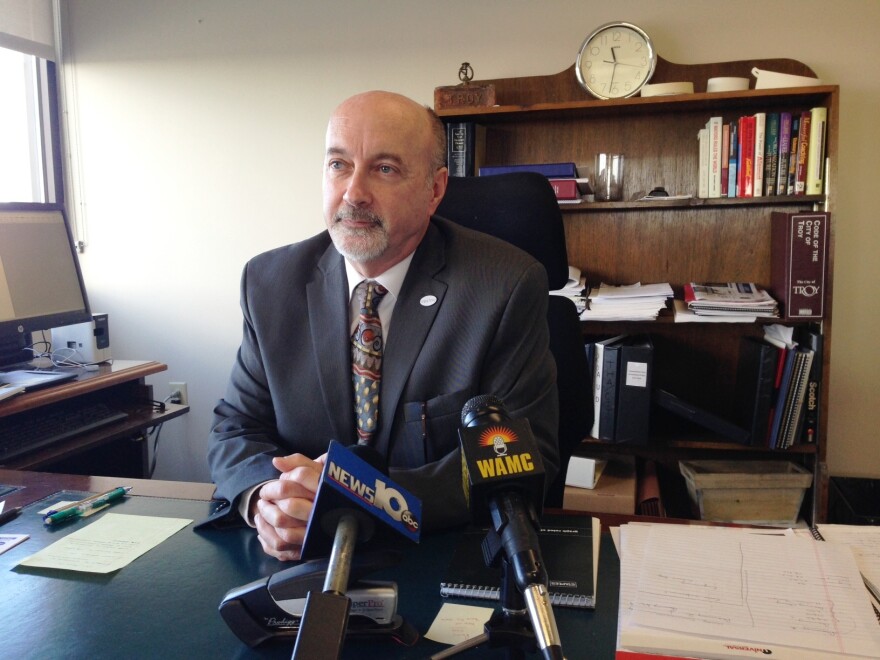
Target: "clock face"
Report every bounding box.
[576,22,657,99]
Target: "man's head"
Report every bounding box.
[323,90,448,277]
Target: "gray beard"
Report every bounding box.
[329,209,389,263]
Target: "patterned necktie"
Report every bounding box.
[351,280,389,445]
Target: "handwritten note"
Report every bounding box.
[620,524,880,658]
[818,524,880,599]
[425,603,493,645]
[18,513,191,573]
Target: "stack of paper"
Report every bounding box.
[550,265,587,314]
[816,524,880,612]
[684,282,779,318]
[581,282,673,321]
[616,523,880,659]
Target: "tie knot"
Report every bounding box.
[356,280,388,314]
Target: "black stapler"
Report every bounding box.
[219,550,418,648]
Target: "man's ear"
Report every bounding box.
[428,167,449,215]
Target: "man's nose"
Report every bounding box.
[343,169,372,207]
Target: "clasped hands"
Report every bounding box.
[253,452,327,561]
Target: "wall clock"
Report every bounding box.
[575,22,657,100]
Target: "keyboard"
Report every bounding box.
[0,401,129,463]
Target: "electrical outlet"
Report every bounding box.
[169,381,188,406]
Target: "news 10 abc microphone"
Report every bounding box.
[292,440,422,659]
[459,394,564,660]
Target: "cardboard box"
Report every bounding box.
[563,457,636,515]
[679,460,812,525]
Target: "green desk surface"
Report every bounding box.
[0,491,621,659]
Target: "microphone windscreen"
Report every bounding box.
[301,440,422,559]
[461,394,508,427]
[459,394,546,521]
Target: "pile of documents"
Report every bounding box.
[581,282,673,321]
[684,282,779,318]
[550,266,587,314]
[615,522,880,659]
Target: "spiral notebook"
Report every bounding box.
[440,513,600,609]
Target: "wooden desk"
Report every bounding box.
[0,360,189,478]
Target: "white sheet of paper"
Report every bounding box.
[626,525,880,657]
[425,603,493,645]
[17,513,191,573]
[0,534,29,555]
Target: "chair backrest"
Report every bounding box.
[435,172,592,507]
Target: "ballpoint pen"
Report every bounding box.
[0,506,22,527]
[43,486,132,525]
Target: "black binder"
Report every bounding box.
[614,335,653,445]
[733,336,778,445]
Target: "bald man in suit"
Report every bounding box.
[207,90,558,560]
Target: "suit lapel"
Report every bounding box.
[378,223,448,448]
[307,245,355,444]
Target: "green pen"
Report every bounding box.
[43,486,131,525]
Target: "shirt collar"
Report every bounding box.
[345,252,415,303]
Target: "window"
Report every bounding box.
[0,45,62,204]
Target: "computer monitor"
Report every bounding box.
[0,204,92,368]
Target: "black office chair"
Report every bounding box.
[435,172,592,507]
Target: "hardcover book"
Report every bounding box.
[707,116,723,198]
[753,112,766,197]
[727,120,738,197]
[548,178,581,200]
[440,513,600,608]
[776,112,792,195]
[794,110,812,194]
[806,107,828,195]
[786,115,800,194]
[737,115,756,197]
[770,211,829,320]
[446,122,485,177]
[697,126,709,198]
[478,162,577,178]
[762,112,779,196]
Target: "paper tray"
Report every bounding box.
[679,460,812,525]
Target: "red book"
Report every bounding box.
[736,115,756,197]
[770,211,829,320]
[794,110,811,194]
[548,178,580,200]
[720,123,730,196]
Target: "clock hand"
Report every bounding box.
[603,46,622,66]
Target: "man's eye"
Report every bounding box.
[378,164,396,174]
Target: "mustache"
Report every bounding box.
[333,209,384,227]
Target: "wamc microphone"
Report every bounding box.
[292,440,421,659]
[459,394,564,660]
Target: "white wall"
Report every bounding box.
[60,0,880,483]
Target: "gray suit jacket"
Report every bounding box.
[206,217,559,531]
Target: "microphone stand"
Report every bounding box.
[430,529,544,660]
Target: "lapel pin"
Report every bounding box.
[419,295,438,307]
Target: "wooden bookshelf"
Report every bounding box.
[436,56,837,523]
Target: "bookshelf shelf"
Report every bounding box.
[561,194,824,213]
[437,56,837,524]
